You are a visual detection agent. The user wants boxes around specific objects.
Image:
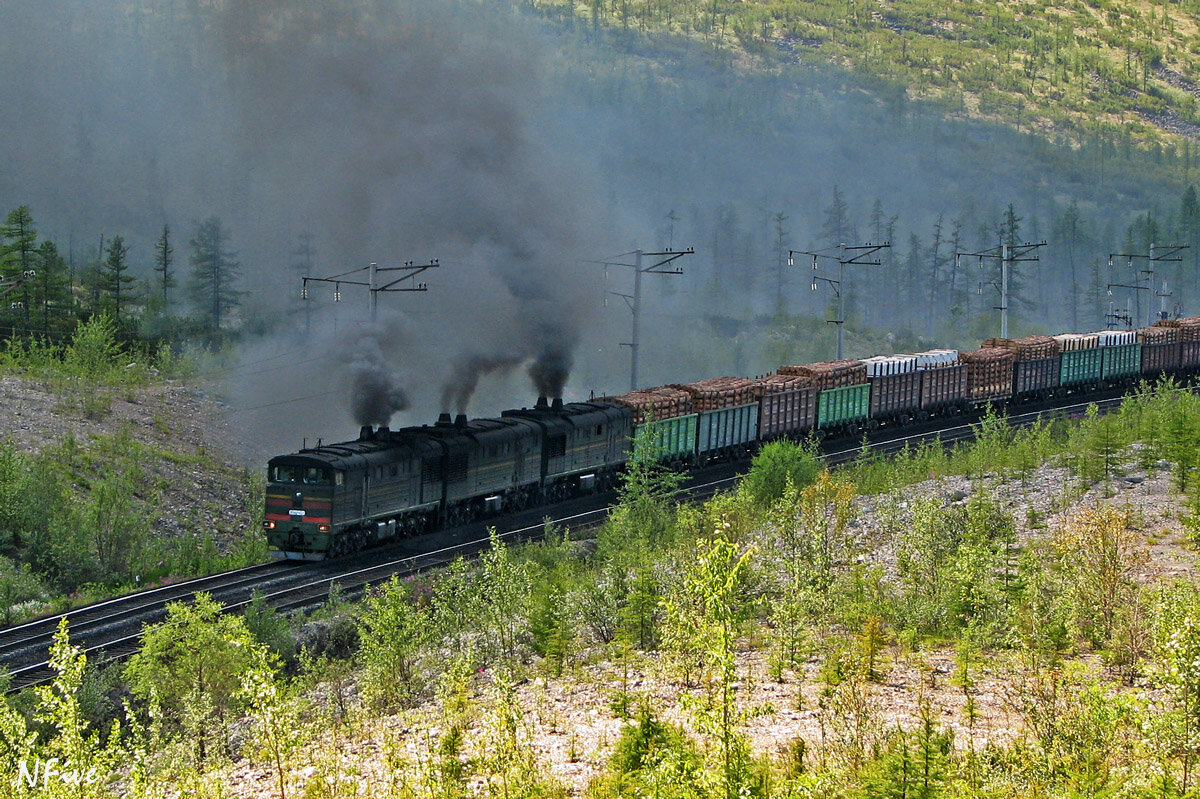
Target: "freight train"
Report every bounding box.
[265,319,1200,560]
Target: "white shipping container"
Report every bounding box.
[1053,333,1100,351]
[1093,330,1135,346]
[863,355,918,377]
[913,349,958,369]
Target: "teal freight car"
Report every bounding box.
[697,403,760,462]
[635,414,699,465]
[1058,347,1102,387]
[1100,343,1141,382]
[817,383,870,431]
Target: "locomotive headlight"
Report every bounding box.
[317,524,331,532]
[264,520,276,530]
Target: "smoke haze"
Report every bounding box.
[0,0,1183,455]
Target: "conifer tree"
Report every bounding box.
[821,185,853,248]
[1,205,38,330]
[152,224,175,306]
[34,239,71,337]
[186,217,241,335]
[101,235,137,326]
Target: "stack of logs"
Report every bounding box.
[668,377,758,410]
[959,347,1016,399]
[777,359,867,390]
[983,335,1060,360]
[601,386,693,424]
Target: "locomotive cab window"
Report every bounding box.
[303,467,331,484]
[334,471,344,486]
[270,465,299,483]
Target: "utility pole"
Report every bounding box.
[790,242,890,360]
[773,212,789,317]
[957,240,1046,338]
[1108,244,1186,326]
[599,247,694,391]
[301,259,438,333]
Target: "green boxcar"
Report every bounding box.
[635,414,698,463]
[697,403,760,458]
[1100,343,1142,381]
[817,383,871,430]
[1059,348,1103,387]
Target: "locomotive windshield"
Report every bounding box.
[270,465,333,484]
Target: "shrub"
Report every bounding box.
[740,438,822,506]
[357,575,431,709]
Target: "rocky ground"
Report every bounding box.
[0,373,256,552]
[221,459,1198,798]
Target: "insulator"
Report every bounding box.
[301,286,308,300]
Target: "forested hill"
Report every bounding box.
[528,0,1200,156]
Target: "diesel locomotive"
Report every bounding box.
[265,319,1200,560]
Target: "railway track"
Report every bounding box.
[0,388,1137,693]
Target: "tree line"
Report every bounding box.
[685,181,1200,361]
[0,206,242,348]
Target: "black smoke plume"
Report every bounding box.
[339,316,412,427]
[350,368,409,428]
[441,353,523,415]
[212,0,598,417]
[528,328,575,399]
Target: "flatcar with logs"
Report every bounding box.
[265,318,1200,560]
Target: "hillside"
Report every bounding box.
[0,367,261,616]
[533,0,1200,152]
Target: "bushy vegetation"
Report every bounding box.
[6,379,1200,797]
[0,314,263,620]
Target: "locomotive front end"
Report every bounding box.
[264,457,340,560]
